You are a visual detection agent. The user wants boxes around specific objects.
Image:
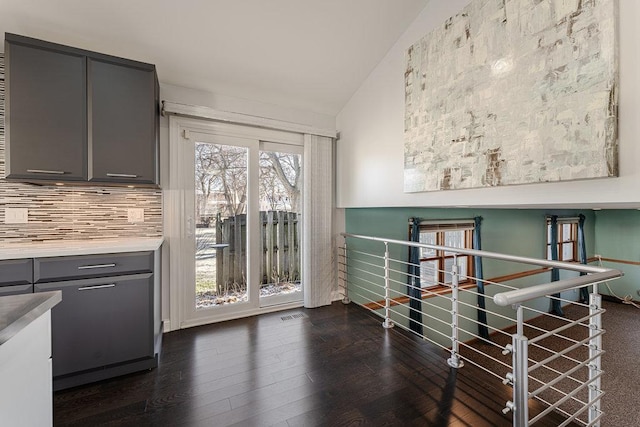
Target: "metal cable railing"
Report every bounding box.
[338,233,623,427]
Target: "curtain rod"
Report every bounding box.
[162,101,337,138]
[409,218,475,225]
[546,216,582,222]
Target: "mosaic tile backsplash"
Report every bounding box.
[0,53,163,243]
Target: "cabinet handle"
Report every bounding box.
[27,169,66,175]
[106,173,139,178]
[78,263,116,270]
[78,284,116,291]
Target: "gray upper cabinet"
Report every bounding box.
[5,38,87,181]
[88,58,158,185]
[4,33,159,187]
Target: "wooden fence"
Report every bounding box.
[208,211,300,288]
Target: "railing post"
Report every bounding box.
[382,242,394,329]
[589,290,603,426]
[447,257,464,368]
[341,240,351,304]
[504,304,529,427]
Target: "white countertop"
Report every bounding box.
[0,291,62,345]
[0,237,164,260]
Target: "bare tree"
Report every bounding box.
[195,143,219,223]
[195,143,248,219]
[216,145,247,216]
[261,152,301,212]
[259,164,282,211]
[196,144,302,220]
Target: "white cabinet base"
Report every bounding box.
[0,312,53,426]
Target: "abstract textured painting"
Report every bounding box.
[404,0,618,192]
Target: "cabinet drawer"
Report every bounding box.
[0,259,33,286]
[0,284,33,296]
[34,252,153,283]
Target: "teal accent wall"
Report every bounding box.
[343,207,599,346]
[345,207,595,262]
[594,210,640,300]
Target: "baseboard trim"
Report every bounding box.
[53,356,157,391]
[601,294,640,305]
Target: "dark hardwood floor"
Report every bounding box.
[54,302,569,426]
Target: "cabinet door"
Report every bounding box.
[35,274,153,377]
[5,39,87,181]
[88,58,158,185]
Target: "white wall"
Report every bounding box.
[336,0,640,209]
[160,83,336,132]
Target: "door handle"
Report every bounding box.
[187,216,194,239]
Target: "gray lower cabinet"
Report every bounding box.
[0,259,33,295]
[35,274,153,377]
[32,250,160,390]
[4,37,87,182]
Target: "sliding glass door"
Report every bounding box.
[170,118,304,328]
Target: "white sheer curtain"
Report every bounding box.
[303,134,334,308]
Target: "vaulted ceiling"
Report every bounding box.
[0,0,429,116]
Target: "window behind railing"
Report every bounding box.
[416,220,474,288]
[546,217,578,261]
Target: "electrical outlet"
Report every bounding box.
[4,207,28,224]
[127,208,144,223]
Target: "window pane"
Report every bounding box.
[444,257,454,283]
[458,257,468,280]
[419,231,436,257]
[443,256,469,284]
[195,142,247,309]
[259,150,302,304]
[546,221,577,261]
[420,260,438,288]
[417,226,473,287]
[444,230,465,248]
